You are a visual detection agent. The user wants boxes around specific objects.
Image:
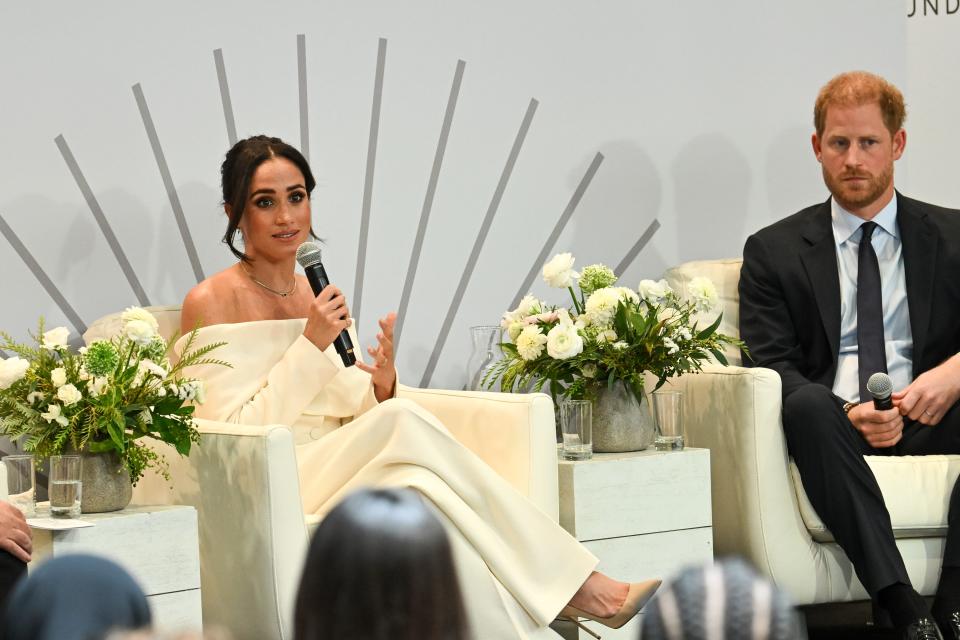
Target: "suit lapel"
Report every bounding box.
[799,201,841,361]
[897,193,938,370]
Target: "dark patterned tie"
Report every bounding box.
[857,221,886,402]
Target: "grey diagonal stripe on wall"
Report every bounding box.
[214,48,238,146]
[393,59,466,353]
[353,37,387,327]
[133,83,205,284]
[419,98,539,387]
[297,34,310,163]
[615,218,660,275]
[54,135,151,307]
[0,212,88,335]
[508,151,604,310]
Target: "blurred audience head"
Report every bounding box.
[2,554,151,640]
[641,558,804,640]
[294,487,467,640]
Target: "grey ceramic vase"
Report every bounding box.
[80,451,132,513]
[592,382,656,452]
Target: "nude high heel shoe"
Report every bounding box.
[558,579,661,639]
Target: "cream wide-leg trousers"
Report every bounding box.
[296,398,598,639]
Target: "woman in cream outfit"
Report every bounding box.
[177,135,657,639]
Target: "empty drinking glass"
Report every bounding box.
[653,390,684,451]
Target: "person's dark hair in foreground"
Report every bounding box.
[294,487,467,640]
[641,559,804,640]
[2,554,151,640]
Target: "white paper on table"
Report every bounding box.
[27,517,94,530]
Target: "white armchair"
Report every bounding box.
[663,259,960,606]
[84,306,559,640]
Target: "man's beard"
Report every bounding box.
[823,163,894,213]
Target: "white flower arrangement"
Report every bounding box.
[0,309,229,484]
[485,253,744,404]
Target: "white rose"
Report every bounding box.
[40,404,69,426]
[41,326,70,351]
[688,276,719,312]
[0,357,30,390]
[546,323,584,360]
[515,326,548,361]
[542,253,579,289]
[56,383,82,406]
[125,319,157,346]
[638,279,673,304]
[50,367,67,388]
[121,307,160,333]
[500,309,522,330]
[584,288,622,327]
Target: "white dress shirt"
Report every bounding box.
[831,197,914,402]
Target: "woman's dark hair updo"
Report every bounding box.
[220,135,317,262]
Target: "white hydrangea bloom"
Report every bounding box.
[0,357,30,390]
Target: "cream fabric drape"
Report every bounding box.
[175,319,596,638]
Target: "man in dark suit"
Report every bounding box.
[740,70,960,640]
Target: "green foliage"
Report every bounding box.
[0,311,229,485]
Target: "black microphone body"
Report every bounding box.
[303,261,356,367]
[873,393,893,411]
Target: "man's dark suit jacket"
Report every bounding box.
[739,192,960,402]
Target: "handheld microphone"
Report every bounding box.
[866,372,894,410]
[295,242,356,367]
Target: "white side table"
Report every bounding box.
[555,448,713,639]
[29,504,202,633]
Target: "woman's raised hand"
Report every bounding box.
[356,312,397,402]
[303,285,353,351]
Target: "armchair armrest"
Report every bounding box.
[669,365,825,602]
[132,419,307,640]
[397,385,559,521]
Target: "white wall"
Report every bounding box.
[0,0,908,389]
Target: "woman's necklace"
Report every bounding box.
[240,262,298,298]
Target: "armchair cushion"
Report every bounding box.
[792,456,960,541]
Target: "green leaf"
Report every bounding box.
[696,313,723,339]
[709,347,729,366]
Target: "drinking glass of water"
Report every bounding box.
[653,390,685,451]
[2,455,36,517]
[560,399,593,461]
[49,455,82,517]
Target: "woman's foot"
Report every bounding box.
[568,572,630,619]
[561,572,661,630]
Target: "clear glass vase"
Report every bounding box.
[465,325,504,391]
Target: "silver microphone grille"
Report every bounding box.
[296,242,322,268]
[866,372,893,398]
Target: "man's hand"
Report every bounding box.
[847,402,904,448]
[892,354,960,426]
[0,501,33,563]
